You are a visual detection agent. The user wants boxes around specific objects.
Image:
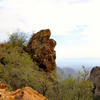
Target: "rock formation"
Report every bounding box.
[27,29,56,72]
[89,66,100,96]
[0,83,48,100]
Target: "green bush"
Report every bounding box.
[8,31,27,47]
[57,66,94,100]
[0,46,38,90]
[0,43,55,98]
[0,36,95,100]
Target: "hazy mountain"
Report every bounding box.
[56,58,100,79]
[56,58,100,70]
[57,67,79,79]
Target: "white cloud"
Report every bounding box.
[0,0,100,58]
[0,0,94,34]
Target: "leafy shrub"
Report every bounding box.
[0,36,95,100]
[0,45,37,90]
[58,67,94,100]
[8,31,27,47]
[0,43,55,97]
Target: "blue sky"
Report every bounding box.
[0,0,100,59]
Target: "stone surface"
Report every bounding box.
[0,83,48,100]
[27,29,56,72]
[89,66,100,96]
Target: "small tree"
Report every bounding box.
[57,66,94,100]
[32,70,54,96]
[9,31,27,47]
[79,66,89,80]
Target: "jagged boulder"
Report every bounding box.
[27,29,56,72]
[0,83,48,100]
[89,66,100,96]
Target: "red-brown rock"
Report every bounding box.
[27,29,56,72]
[0,83,48,100]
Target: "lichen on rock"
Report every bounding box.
[27,29,56,72]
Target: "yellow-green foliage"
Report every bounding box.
[8,31,27,47]
[0,44,37,89]
[0,42,55,98]
[59,73,94,100]
[0,43,94,100]
[0,33,95,100]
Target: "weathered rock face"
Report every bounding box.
[0,83,48,100]
[89,66,100,96]
[27,29,56,72]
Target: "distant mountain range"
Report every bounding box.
[57,67,79,79]
[57,58,100,79]
[56,58,100,69]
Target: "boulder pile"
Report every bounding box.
[27,29,56,72]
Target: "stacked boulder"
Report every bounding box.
[27,29,56,72]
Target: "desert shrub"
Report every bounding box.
[8,31,27,47]
[58,67,94,100]
[79,65,89,80]
[0,43,55,98]
[0,46,38,90]
[0,37,95,100]
[33,70,54,96]
[59,77,93,100]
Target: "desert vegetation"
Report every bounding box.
[0,31,98,100]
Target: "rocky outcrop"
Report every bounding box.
[27,29,56,72]
[89,66,100,96]
[0,83,48,100]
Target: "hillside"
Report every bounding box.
[0,29,99,100]
[0,29,57,100]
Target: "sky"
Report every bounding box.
[0,0,100,60]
